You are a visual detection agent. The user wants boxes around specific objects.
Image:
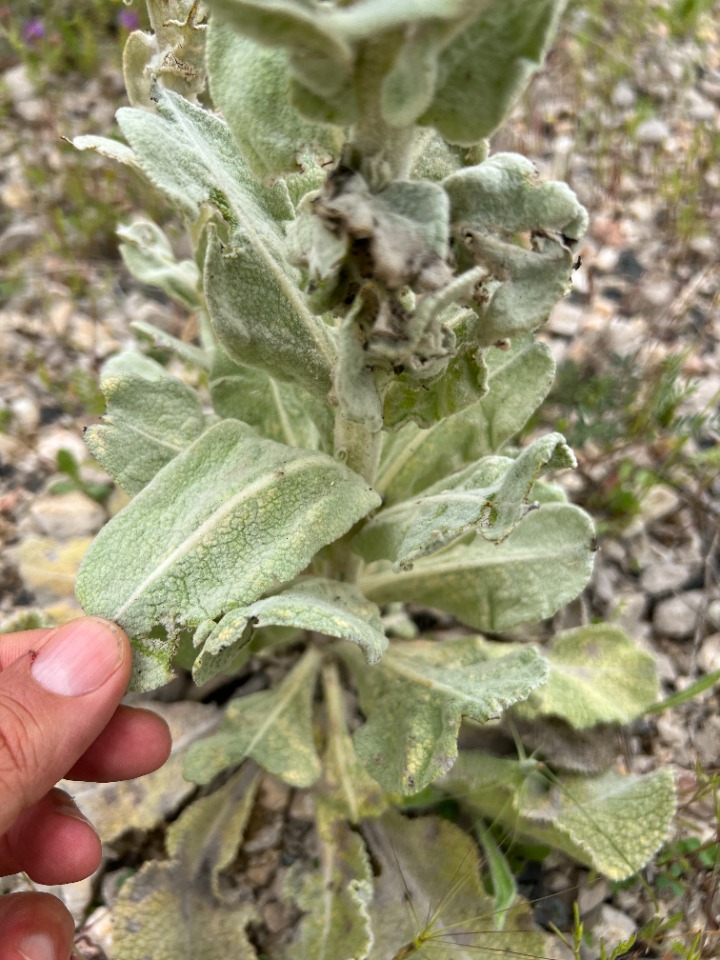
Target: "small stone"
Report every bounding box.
[653,590,706,640]
[592,246,620,273]
[689,235,716,259]
[262,899,290,934]
[245,849,279,887]
[548,301,585,337]
[10,396,41,435]
[29,491,106,540]
[638,485,681,524]
[593,905,637,954]
[577,878,609,920]
[48,300,75,338]
[635,118,670,144]
[607,590,647,634]
[0,221,43,258]
[611,81,636,109]
[684,89,716,122]
[640,561,692,597]
[259,776,291,812]
[288,790,315,822]
[36,427,89,468]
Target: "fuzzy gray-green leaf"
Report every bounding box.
[364,811,544,960]
[356,432,575,567]
[118,219,200,310]
[445,753,676,881]
[361,503,595,632]
[205,227,336,398]
[207,20,344,180]
[76,420,380,652]
[284,801,373,960]
[184,647,322,787]
[376,338,555,504]
[116,85,293,227]
[514,625,660,729]
[343,636,548,794]
[209,347,333,450]
[112,765,259,958]
[421,0,567,144]
[242,579,387,662]
[444,151,588,241]
[85,375,210,496]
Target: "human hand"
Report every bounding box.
[0,618,172,960]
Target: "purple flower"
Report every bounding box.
[21,17,45,44]
[118,8,140,31]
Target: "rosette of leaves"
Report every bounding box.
[70,1,671,956]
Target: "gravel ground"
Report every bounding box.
[1,5,719,957]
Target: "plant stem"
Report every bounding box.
[349,35,415,188]
[334,413,383,487]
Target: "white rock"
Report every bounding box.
[638,485,681,523]
[548,300,585,336]
[3,64,35,109]
[592,905,637,957]
[592,246,620,272]
[10,395,40,434]
[0,220,43,257]
[640,561,692,596]
[635,118,670,144]
[684,89,716,122]
[611,81,636,109]
[653,590,706,639]
[607,590,647,634]
[698,633,720,673]
[29,491,106,540]
[36,427,88,467]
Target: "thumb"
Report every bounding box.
[0,618,131,835]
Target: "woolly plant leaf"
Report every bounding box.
[209,347,333,451]
[205,227,336,399]
[363,811,545,960]
[354,432,575,567]
[118,219,200,310]
[194,579,387,686]
[72,133,137,167]
[206,20,344,180]
[376,337,555,504]
[318,664,388,823]
[283,801,374,960]
[342,636,549,794]
[76,420,380,689]
[184,647,323,787]
[513,625,660,729]
[116,85,293,226]
[100,350,171,382]
[420,0,567,145]
[473,233,575,344]
[191,609,255,687]
[112,766,260,958]
[444,151,588,241]
[444,753,676,881]
[382,343,488,431]
[85,374,210,496]
[131,319,210,370]
[361,503,595,633]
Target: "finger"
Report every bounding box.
[64,705,172,781]
[0,628,52,668]
[0,891,74,960]
[0,788,101,883]
[0,617,131,835]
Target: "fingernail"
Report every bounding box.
[31,619,124,696]
[54,796,92,826]
[18,933,55,960]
